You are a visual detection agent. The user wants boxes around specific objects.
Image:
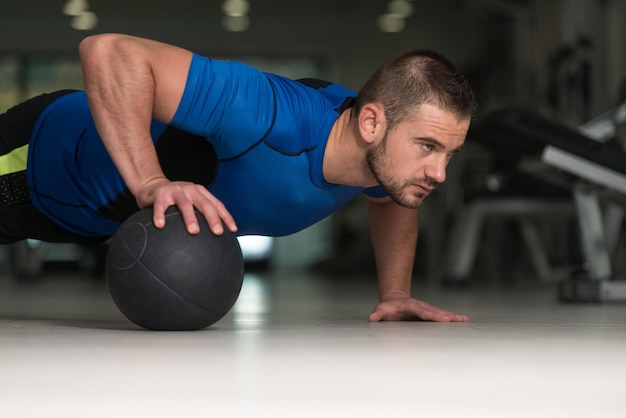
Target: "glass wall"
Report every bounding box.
[0,55,20,113]
[25,55,85,98]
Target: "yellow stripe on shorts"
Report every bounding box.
[0,144,29,176]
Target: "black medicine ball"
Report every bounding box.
[106,207,244,331]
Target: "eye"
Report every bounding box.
[421,143,434,152]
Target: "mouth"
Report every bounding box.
[413,184,434,195]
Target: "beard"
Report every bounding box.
[366,136,439,209]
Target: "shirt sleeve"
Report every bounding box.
[170,53,276,159]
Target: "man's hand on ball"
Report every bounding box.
[136,178,238,235]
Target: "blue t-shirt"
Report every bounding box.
[27,53,385,237]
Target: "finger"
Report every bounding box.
[418,309,452,322]
[196,189,238,234]
[193,204,225,235]
[177,200,201,235]
[368,310,383,322]
[206,215,224,236]
[420,304,469,322]
[427,309,461,322]
[369,303,407,322]
[151,201,171,229]
[215,204,238,233]
[409,300,453,322]
[436,309,469,322]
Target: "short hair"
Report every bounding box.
[354,49,477,129]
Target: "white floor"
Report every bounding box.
[1,267,626,418]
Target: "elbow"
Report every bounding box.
[78,33,128,63]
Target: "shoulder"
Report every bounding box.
[292,78,356,111]
[267,75,356,128]
[172,54,276,141]
[297,78,356,101]
[260,76,355,154]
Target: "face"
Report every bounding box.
[366,104,470,209]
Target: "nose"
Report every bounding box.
[424,155,447,184]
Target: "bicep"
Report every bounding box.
[140,39,194,124]
[79,34,193,125]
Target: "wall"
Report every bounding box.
[0,1,482,91]
[1,1,623,111]
[1,0,624,273]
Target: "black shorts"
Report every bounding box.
[0,90,108,244]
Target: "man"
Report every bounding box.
[0,34,476,322]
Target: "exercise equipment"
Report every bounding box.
[445,102,626,302]
[106,207,244,330]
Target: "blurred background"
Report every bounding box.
[0,0,624,284]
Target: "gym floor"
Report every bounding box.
[1,266,625,418]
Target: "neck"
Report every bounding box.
[323,108,376,187]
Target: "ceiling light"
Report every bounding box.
[70,11,98,30]
[377,14,405,33]
[388,0,413,18]
[222,0,250,17]
[222,15,250,32]
[63,0,89,16]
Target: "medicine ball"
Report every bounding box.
[106,207,244,331]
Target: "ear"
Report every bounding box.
[357,103,387,144]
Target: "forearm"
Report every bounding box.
[367,199,469,323]
[78,34,191,195]
[368,198,419,301]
